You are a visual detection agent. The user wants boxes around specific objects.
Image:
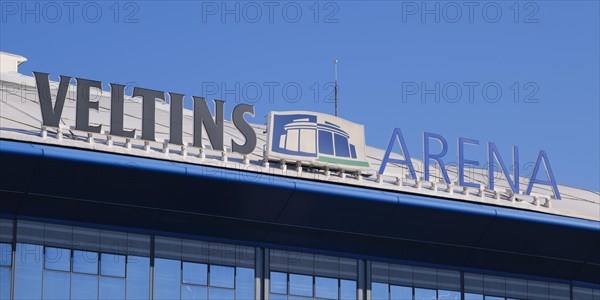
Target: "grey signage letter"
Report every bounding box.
[75,78,102,133]
[168,92,184,145]
[232,104,256,155]
[34,72,70,127]
[192,97,224,151]
[109,83,135,138]
[133,87,164,142]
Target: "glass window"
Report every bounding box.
[465,294,485,300]
[0,268,11,300]
[153,258,181,300]
[315,277,337,299]
[236,267,255,300]
[183,261,207,285]
[209,288,235,299]
[44,247,70,271]
[334,134,351,157]
[318,131,334,155]
[372,282,389,300]
[182,285,207,300]
[126,255,150,299]
[210,265,234,289]
[438,290,461,300]
[71,273,98,299]
[485,296,505,300]
[73,250,98,274]
[271,272,287,294]
[14,243,43,300]
[341,280,357,300]
[414,288,436,300]
[350,145,357,159]
[0,243,11,266]
[270,294,288,300]
[390,285,412,300]
[42,270,70,300]
[289,273,312,297]
[101,253,125,277]
[99,276,126,300]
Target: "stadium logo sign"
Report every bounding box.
[266,111,370,170]
[32,71,559,199]
[34,72,257,155]
[378,129,561,199]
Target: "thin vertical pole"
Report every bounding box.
[263,248,270,300]
[255,247,264,300]
[334,59,339,117]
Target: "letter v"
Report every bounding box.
[34,72,71,127]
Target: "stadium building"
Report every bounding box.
[0,51,599,300]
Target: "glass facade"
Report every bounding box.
[0,218,598,300]
[371,262,461,300]
[1,219,13,300]
[151,236,254,300]
[269,249,357,299]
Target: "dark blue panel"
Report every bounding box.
[0,140,43,193]
[479,208,600,262]
[2,140,600,285]
[318,131,334,155]
[382,194,497,247]
[180,164,295,222]
[278,180,398,235]
[334,134,350,158]
[350,145,357,159]
[29,145,188,209]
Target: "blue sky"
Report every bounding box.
[1,1,598,191]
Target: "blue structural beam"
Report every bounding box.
[1,139,599,285]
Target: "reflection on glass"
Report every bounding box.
[289,274,312,297]
[0,268,11,300]
[485,296,505,300]
[42,270,70,300]
[372,282,389,300]
[315,277,337,299]
[126,255,150,299]
[236,267,255,300]
[182,262,207,285]
[71,273,98,299]
[153,258,181,300]
[341,280,357,300]
[391,285,412,300]
[100,253,125,277]
[415,288,436,300]
[270,294,288,300]
[210,265,234,288]
[464,294,484,300]
[73,250,98,274]
[438,290,461,300]
[45,247,70,272]
[14,243,43,300]
[0,243,11,266]
[271,272,287,294]
[182,285,207,300]
[99,276,125,300]
[209,287,234,299]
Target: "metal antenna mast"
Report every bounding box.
[334,59,339,116]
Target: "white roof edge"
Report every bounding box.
[0,51,27,64]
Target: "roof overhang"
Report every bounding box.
[1,139,599,285]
